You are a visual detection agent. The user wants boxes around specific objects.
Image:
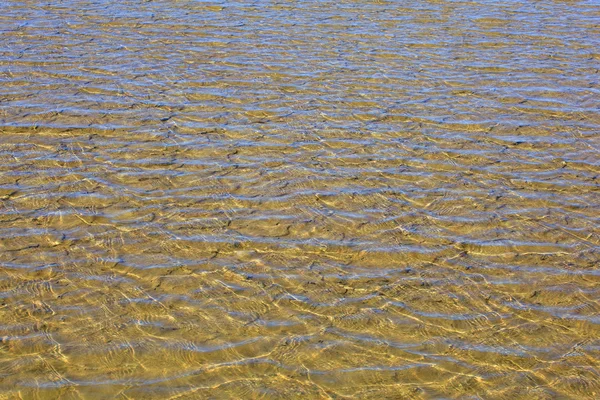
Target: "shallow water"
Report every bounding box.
[1,0,599,398]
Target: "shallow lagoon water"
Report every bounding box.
[0,0,599,398]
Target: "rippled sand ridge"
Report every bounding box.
[1,0,599,398]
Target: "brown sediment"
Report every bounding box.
[0,0,599,398]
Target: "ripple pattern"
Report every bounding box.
[1,0,599,398]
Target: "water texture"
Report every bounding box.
[1,0,599,398]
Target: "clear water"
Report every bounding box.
[1,1,599,398]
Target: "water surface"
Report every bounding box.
[1,0,599,398]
